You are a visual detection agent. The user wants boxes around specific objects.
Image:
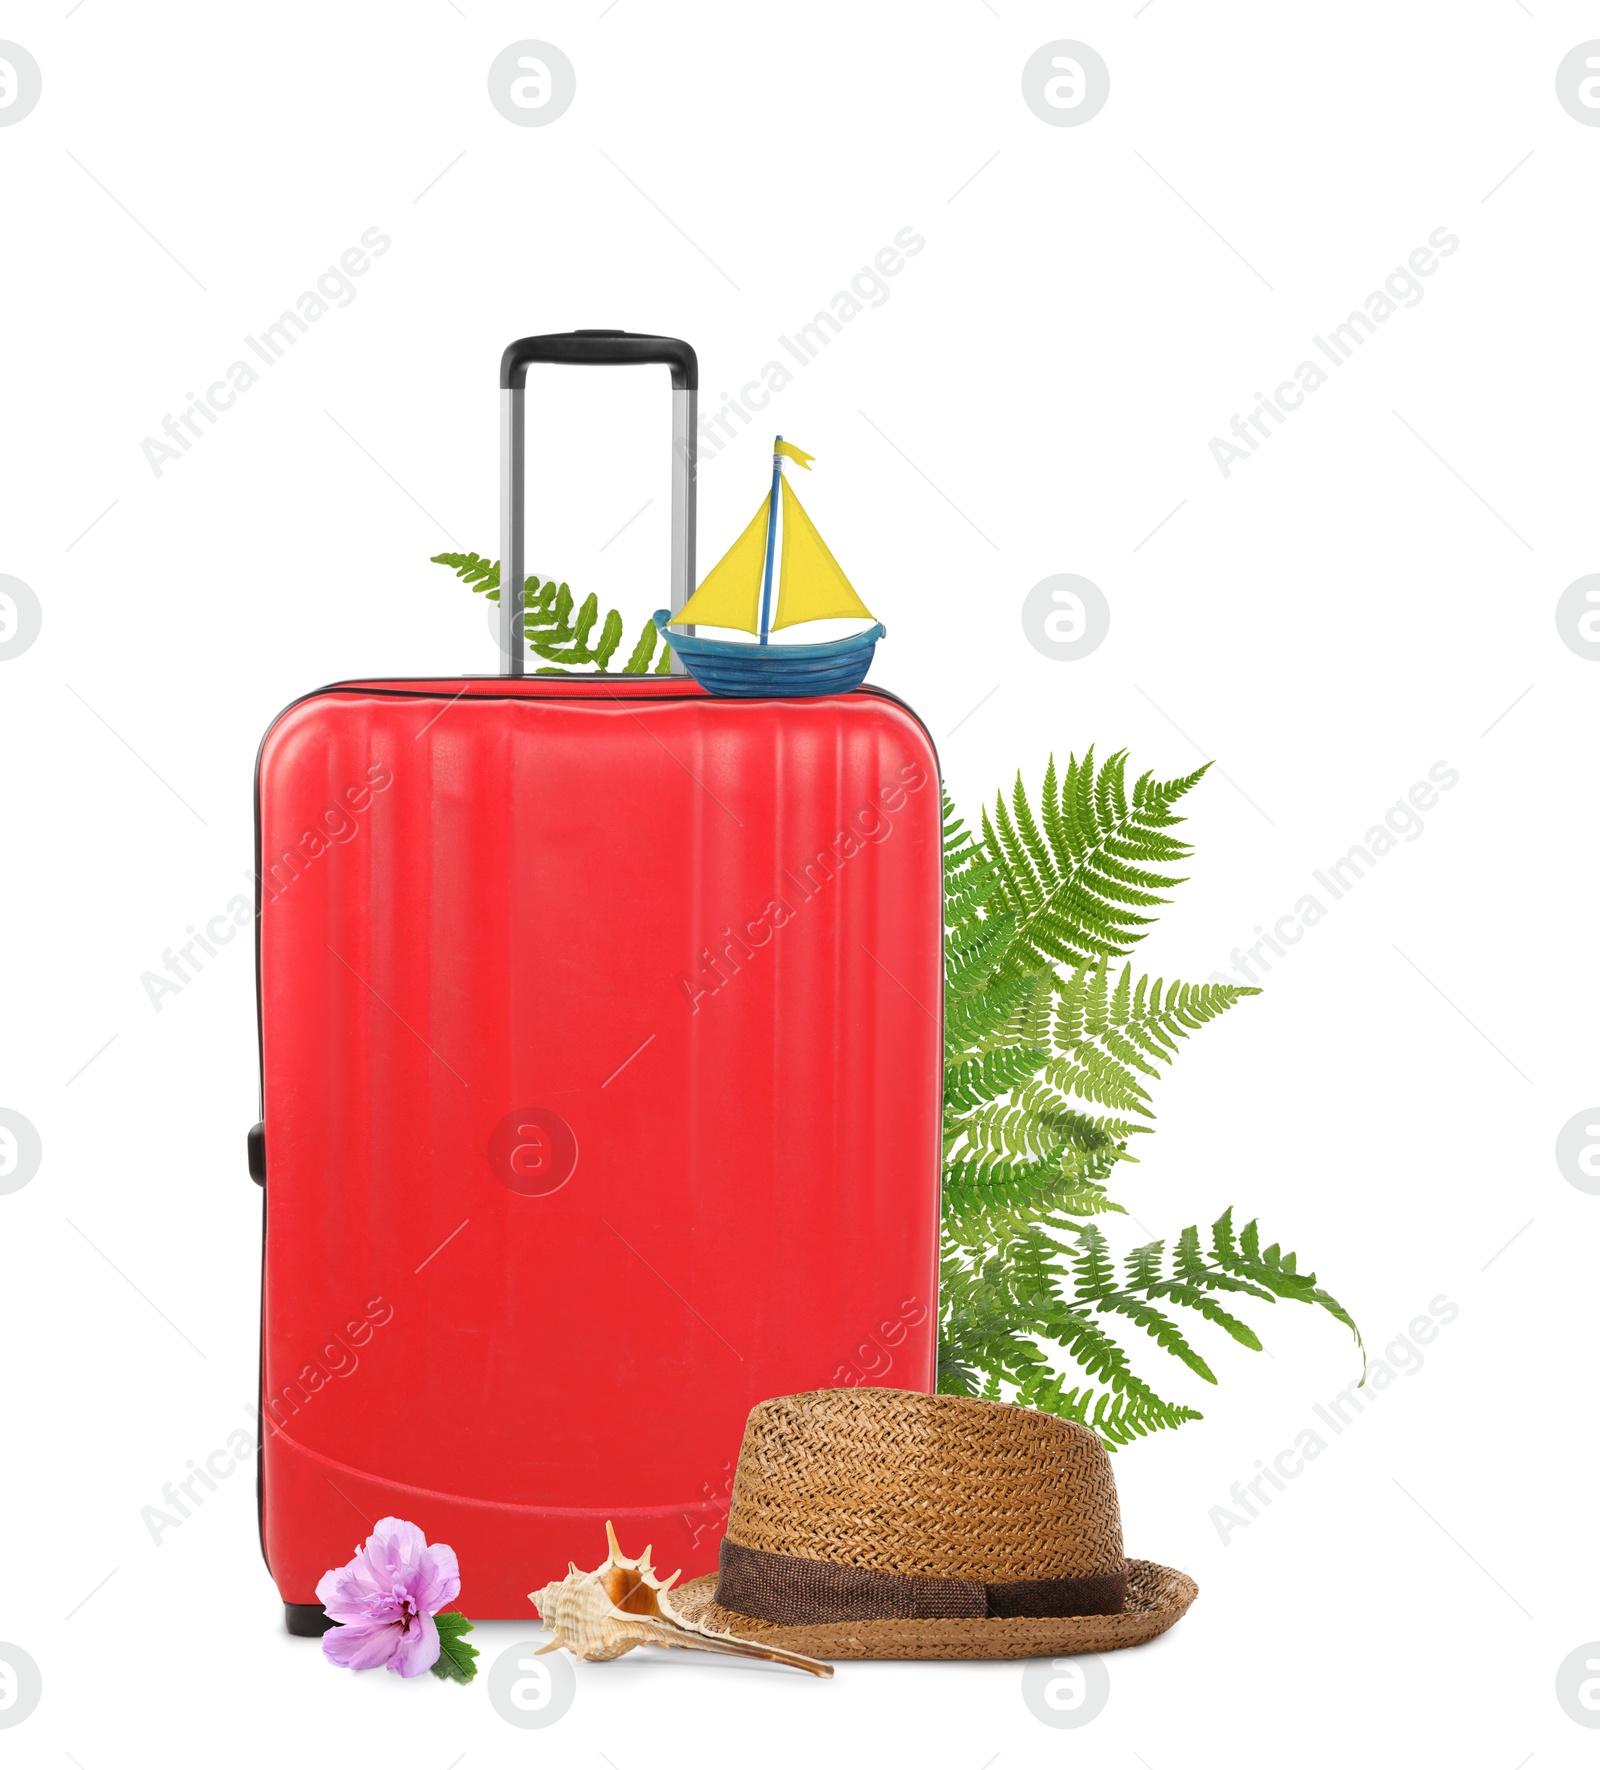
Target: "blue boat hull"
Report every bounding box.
[653,612,884,698]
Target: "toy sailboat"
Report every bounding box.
[654,438,884,697]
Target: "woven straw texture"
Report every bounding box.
[720,1387,1124,1581]
[666,1558,1199,1661]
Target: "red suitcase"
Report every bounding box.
[252,333,943,1628]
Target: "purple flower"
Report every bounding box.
[316,1517,461,1677]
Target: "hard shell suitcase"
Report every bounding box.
[252,333,943,1627]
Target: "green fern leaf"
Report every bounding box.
[621,619,658,674]
[433,554,656,675]
[937,747,1360,1447]
[432,551,500,597]
[984,750,1208,976]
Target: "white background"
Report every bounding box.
[2,3,1596,1764]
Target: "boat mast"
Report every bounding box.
[757,435,784,645]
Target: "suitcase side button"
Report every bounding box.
[247,1122,266,1187]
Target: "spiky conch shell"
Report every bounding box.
[529,1522,832,1678]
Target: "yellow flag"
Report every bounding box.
[772,478,876,629]
[667,496,769,633]
[774,440,814,470]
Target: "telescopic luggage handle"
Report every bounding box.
[499,330,698,676]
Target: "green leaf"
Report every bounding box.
[979,749,1208,977]
[621,620,658,673]
[430,1611,479,1684]
[938,747,1361,1447]
[434,554,647,675]
[432,551,499,596]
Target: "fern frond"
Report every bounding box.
[937,746,1360,1448]
[1090,1292,1217,1384]
[952,1099,1146,1165]
[1140,1281,1263,1350]
[1017,1377,1203,1448]
[986,750,1207,976]
[1208,1208,1366,1362]
[1036,965,1260,1110]
[433,553,667,674]
[1065,1222,1118,1301]
[432,550,501,597]
[942,1149,1122,1223]
[621,619,659,674]
[943,1047,1049,1116]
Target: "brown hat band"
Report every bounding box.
[715,1538,1128,1625]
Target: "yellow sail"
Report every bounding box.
[772,477,876,629]
[667,496,769,633]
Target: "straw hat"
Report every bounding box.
[664,1388,1198,1661]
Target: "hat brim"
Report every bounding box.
[662,1557,1197,1662]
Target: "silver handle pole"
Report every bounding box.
[669,387,697,672]
[499,386,526,678]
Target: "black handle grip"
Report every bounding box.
[500,330,698,391]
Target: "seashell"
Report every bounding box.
[529,1521,832,1678]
